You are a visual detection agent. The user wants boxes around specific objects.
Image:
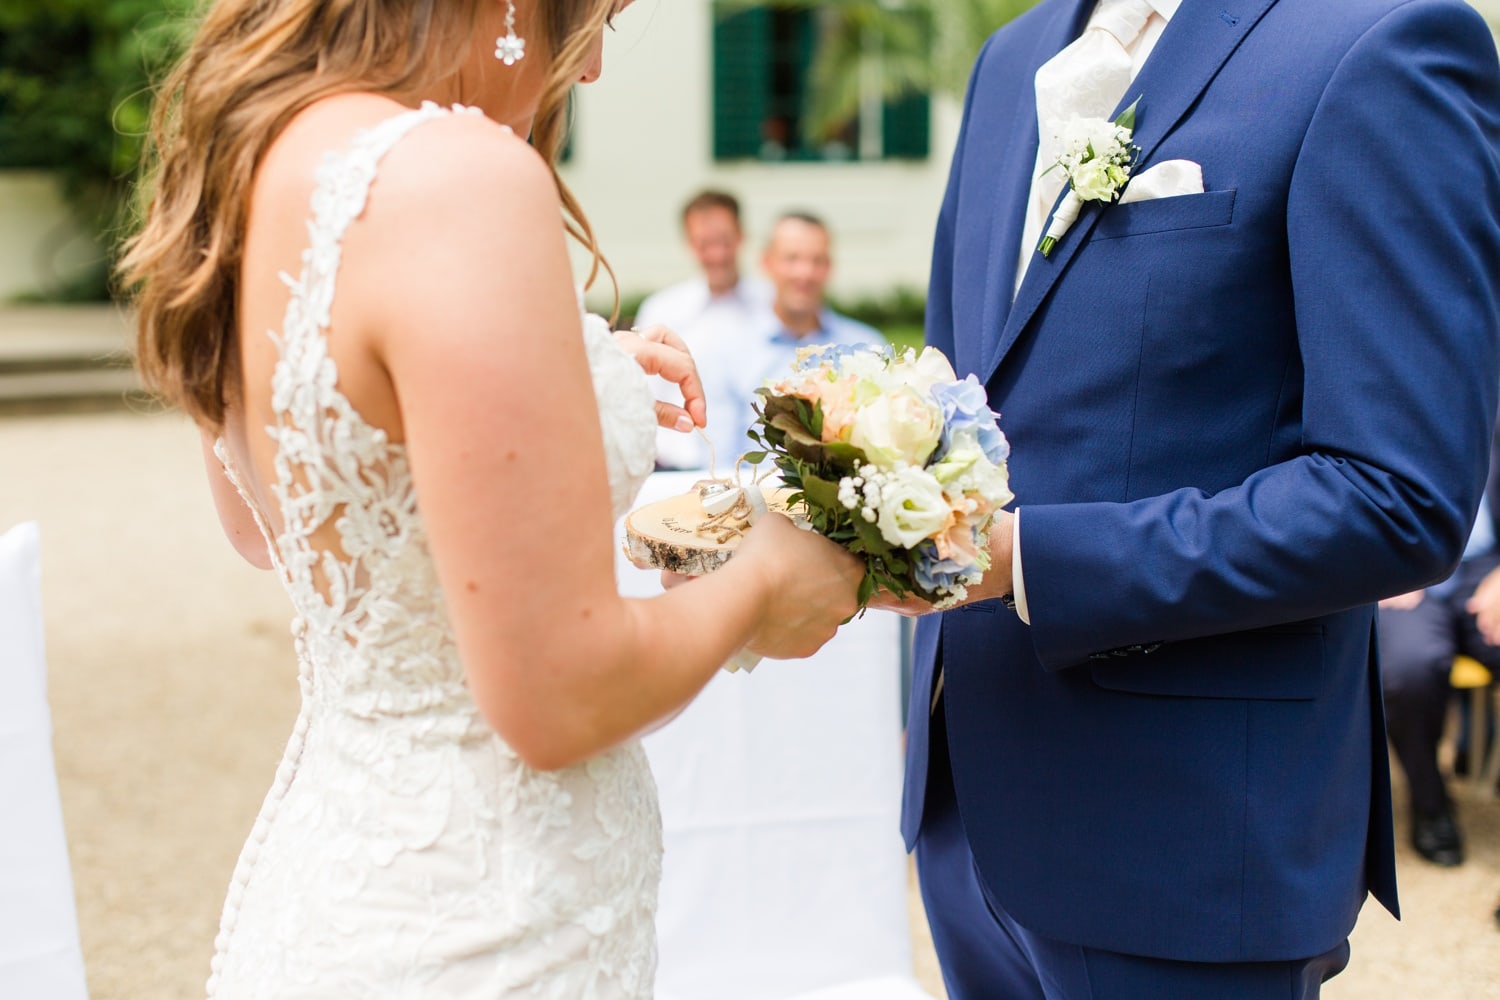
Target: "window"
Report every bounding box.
[712,4,930,163]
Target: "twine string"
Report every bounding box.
[689,427,763,544]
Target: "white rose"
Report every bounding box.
[1071,158,1117,202]
[1053,117,1097,158]
[839,349,897,390]
[1051,117,1131,172]
[876,466,951,549]
[849,388,944,468]
[965,458,1015,509]
[896,346,958,394]
[1091,120,1127,155]
[931,435,983,486]
[933,430,1014,506]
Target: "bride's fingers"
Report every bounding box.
[654,400,696,433]
[660,570,696,590]
[632,323,691,355]
[625,339,706,428]
[610,326,707,427]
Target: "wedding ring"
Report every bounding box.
[700,486,744,517]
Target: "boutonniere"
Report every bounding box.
[1037,97,1142,257]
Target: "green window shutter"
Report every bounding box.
[882,91,929,159]
[713,6,770,160]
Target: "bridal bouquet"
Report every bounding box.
[746,344,1013,608]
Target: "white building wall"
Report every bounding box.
[561,0,963,308]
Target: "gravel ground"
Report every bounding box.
[2,409,1497,998]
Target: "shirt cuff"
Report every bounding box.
[1011,509,1031,624]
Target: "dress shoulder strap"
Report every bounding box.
[283,101,484,338]
[270,101,486,440]
[308,101,483,256]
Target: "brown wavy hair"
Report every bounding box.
[121,0,615,429]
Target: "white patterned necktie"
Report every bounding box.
[1017,0,1156,288]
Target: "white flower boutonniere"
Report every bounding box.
[1037,97,1142,257]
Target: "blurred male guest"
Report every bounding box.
[636,190,770,469]
[711,212,883,454]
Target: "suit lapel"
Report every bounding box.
[967,0,1096,375]
[981,0,1282,385]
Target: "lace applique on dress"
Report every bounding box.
[207,101,661,999]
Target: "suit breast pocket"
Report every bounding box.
[1092,189,1237,241]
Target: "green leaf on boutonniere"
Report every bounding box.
[1115,95,1141,131]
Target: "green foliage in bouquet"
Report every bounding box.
[747,392,909,608]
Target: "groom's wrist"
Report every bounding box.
[972,511,1016,605]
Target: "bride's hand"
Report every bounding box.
[733,514,863,660]
[613,324,706,434]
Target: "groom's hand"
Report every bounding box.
[865,589,936,617]
[868,510,1016,616]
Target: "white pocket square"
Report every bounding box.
[1119,159,1204,205]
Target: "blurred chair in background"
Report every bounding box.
[0,522,88,998]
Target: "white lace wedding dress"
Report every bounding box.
[206,102,662,998]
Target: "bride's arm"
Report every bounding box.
[353,115,860,771]
[198,428,274,571]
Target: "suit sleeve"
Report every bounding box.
[1018,0,1500,669]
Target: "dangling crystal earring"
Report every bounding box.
[494,0,526,65]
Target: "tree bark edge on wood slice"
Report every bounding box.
[623,487,801,576]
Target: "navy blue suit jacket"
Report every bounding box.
[903,0,1500,964]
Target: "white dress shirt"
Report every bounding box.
[1011,0,1179,624]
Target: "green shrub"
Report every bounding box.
[0,0,193,299]
[827,286,927,330]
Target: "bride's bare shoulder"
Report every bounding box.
[255,93,549,217]
[367,105,557,224]
[252,93,402,202]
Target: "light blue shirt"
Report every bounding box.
[1465,492,1495,560]
[707,307,885,464]
[1426,492,1494,599]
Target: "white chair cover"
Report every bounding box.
[617,472,932,1000]
[0,523,88,998]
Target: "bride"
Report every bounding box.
[121,0,863,995]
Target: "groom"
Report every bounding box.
[898,0,1500,995]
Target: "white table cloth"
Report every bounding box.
[0,522,88,998]
[618,472,932,1000]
